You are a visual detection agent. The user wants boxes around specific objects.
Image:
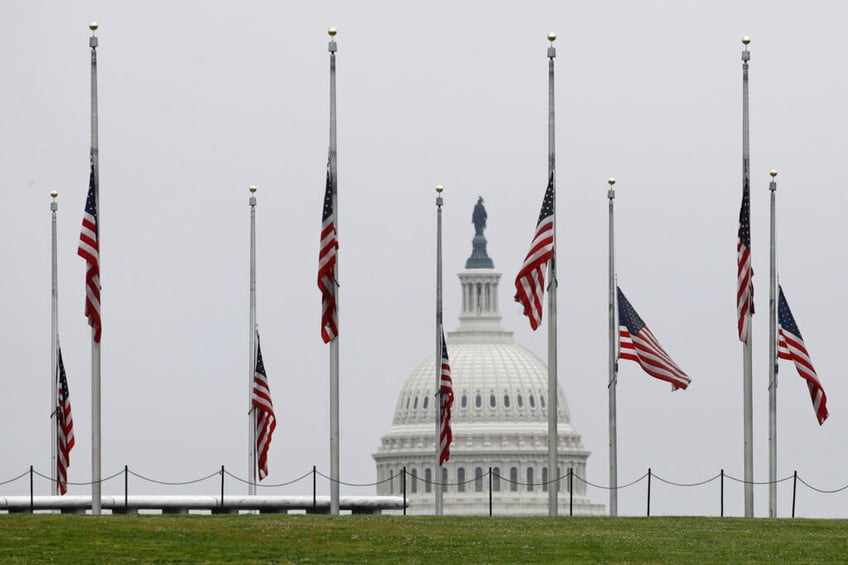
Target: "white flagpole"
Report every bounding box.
[607,177,617,517]
[434,185,444,516]
[545,32,558,517]
[327,26,340,516]
[50,191,59,497]
[741,36,754,518]
[768,169,778,516]
[248,185,257,495]
[89,21,102,516]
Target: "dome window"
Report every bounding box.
[406,396,410,409]
[423,396,429,410]
[489,394,496,408]
[527,467,535,492]
[509,467,518,492]
[529,395,536,408]
[540,395,546,408]
[413,397,418,410]
[475,394,482,409]
[461,394,468,409]
[457,468,466,492]
[474,467,484,492]
[503,394,510,408]
[517,394,524,408]
[493,467,501,492]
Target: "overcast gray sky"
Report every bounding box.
[2,1,846,517]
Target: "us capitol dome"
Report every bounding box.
[373,197,603,515]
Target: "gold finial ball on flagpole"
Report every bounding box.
[89,21,98,31]
[548,32,556,42]
[770,169,777,178]
[249,185,257,193]
[742,36,751,45]
[50,190,58,199]
[328,27,337,37]
[435,185,444,194]
[608,177,616,186]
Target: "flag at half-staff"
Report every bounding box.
[617,287,690,391]
[252,331,276,479]
[777,286,828,424]
[318,161,338,343]
[514,173,554,330]
[77,160,101,343]
[737,176,754,343]
[56,344,75,495]
[438,327,453,465]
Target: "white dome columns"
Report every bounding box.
[457,270,504,333]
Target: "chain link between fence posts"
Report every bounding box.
[5,464,848,517]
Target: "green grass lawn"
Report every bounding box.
[0,514,845,563]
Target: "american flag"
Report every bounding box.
[778,286,828,425]
[318,162,338,343]
[252,331,276,480]
[737,176,754,343]
[514,174,554,330]
[617,287,690,391]
[56,344,75,495]
[439,326,453,465]
[77,161,101,343]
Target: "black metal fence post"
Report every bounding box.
[568,467,573,517]
[488,467,493,517]
[312,465,317,510]
[792,470,798,518]
[646,468,652,517]
[124,464,128,511]
[720,468,724,517]
[29,465,33,514]
[220,465,225,510]
[402,466,407,516]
